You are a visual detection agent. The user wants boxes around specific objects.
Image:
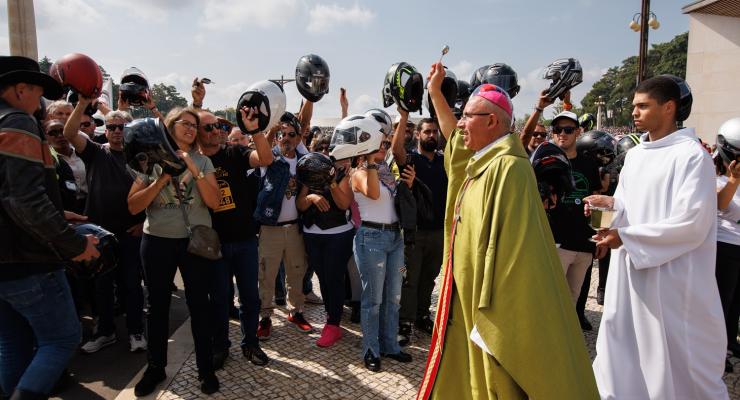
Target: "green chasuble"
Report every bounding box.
[426,129,598,399]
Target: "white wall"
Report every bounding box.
[684,13,740,143]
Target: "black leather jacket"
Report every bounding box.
[0,100,87,281]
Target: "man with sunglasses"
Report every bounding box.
[547,111,603,331]
[196,109,273,369]
[254,112,314,339]
[63,96,148,354]
[526,124,549,155]
[391,113,446,346]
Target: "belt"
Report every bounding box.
[361,221,400,231]
[275,219,299,226]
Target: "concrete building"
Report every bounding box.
[683,0,740,142]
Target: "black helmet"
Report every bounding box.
[425,68,458,118]
[579,113,596,131]
[542,58,583,101]
[454,79,471,118]
[120,67,150,106]
[658,74,692,122]
[530,142,575,201]
[616,133,641,155]
[296,152,335,192]
[236,80,286,135]
[469,63,520,99]
[577,130,617,167]
[382,62,424,112]
[68,223,118,280]
[280,111,302,135]
[295,54,330,103]
[123,117,186,176]
[67,91,98,117]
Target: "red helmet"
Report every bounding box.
[49,53,103,98]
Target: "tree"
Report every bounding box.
[580,32,688,127]
[38,56,52,74]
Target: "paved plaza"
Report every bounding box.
[110,265,740,400]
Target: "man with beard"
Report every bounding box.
[391,113,447,346]
[63,96,148,354]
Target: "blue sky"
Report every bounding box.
[1,0,689,120]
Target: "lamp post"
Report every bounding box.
[595,96,606,130]
[629,0,660,84]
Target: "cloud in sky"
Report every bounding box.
[35,0,102,31]
[307,3,375,34]
[200,0,299,31]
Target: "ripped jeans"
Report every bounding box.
[353,226,404,357]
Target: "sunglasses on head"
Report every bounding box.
[46,129,63,137]
[80,121,92,128]
[532,132,548,139]
[106,124,125,132]
[552,126,577,134]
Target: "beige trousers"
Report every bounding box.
[258,224,307,317]
[557,248,593,303]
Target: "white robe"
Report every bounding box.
[592,128,729,400]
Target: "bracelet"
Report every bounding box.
[192,102,203,108]
[534,106,544,113]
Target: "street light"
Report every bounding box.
[629,0,660,84]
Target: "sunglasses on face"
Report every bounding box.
[80,121,92,128]
[532,132,548,139]
[552,126,577,135]
[278,130,298,139]
[106,124,125,132]
[46,129,63,137]
[202,122,221,132]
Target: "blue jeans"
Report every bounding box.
[353,226,404,357]
[210,239,260,350]
[0,270,81,396]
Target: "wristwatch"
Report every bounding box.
[194,171,205,181]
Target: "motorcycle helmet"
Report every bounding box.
[120,67,150,106]
[66,90,98,117]
[542,58,583,101]
[297,152,335,192]
[123,117,186,176]
[425,67,458,118]
[295,54,330,103]
[658,74,692,122]
[616,133,641,155]
[579,113,596,131]
[67,223,118,280]
[717,117,740,165]
[530,142,575,201]
[577,130,617,167]
[382,62,424,112]
[236,80,286,135]
[364,108,393,135]
[454,79,471,118]
[49,53,103,98]
[329,115,384,160]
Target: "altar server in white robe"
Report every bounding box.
[585,75,729,400]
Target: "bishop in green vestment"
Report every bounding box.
[417,66,598,400]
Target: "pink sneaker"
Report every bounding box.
[316,324,343,348]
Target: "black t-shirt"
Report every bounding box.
[79,140,145,234]
[404,151,448,230]
[548,154,601,253]
[208,145,259,242]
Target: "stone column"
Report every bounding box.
[7,0,38,60]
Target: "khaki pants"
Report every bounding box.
[258,224,307,317]
[557,248,593,304]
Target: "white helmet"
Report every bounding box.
[363,108,393,136]
[236,80,286,134]
[717,117,740,164]
[329,115,384,160]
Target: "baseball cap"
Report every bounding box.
[551,111,579,126]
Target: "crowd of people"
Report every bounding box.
[0,51,738,400]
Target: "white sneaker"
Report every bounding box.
[129,334,148,352]
[80,333,117,353]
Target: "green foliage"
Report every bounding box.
[38,56,52,74]
[581,32,688,126]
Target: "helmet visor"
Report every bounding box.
[331,126,359,147]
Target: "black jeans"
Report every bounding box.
[141,234,214,375]
[598,251,610,291]
[715,241,740,347]
[576,264,592,319]
[400,229,443,323]
[303,229,355,325]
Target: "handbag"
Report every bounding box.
[173,180,222,260]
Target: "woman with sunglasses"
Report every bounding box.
[349,117,416,371]
[127,107,221,396]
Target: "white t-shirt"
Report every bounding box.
[261,155,299,223]
[717,175,740,245]
[354,184,398,224]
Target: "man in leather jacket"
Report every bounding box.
[0,56,99,400]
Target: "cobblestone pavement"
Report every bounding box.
[150,265,740,399]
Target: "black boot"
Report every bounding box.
[350,301,360,323]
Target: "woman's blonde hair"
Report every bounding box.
[164,107,200,136]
